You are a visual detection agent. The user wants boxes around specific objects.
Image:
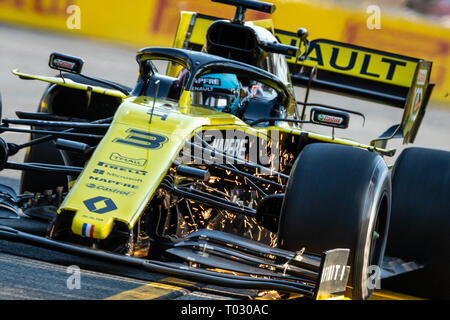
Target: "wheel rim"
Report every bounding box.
[369,193,389,267]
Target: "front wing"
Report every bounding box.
[0,225,350,300]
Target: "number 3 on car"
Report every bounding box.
[113,129,168,150]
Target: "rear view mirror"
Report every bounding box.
[49,52,84,74]
[310,107,350,129]
[259,41,299,57]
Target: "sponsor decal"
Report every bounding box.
[194,77,221,86]
[411,86,424,114]
[191,86,215,92]
[85,183,135,197]
[97,161,147,176]
[110,153,147,167]
[106,172,143,183]
[320,264,348,283]
[53,59,76,70]
[317,114,344,124]
[83,196,118,214]
[88,176,138,189]
[416,69,428,86]
[301,40,416,87]
[93,169,105,175]
[92,168,143,183]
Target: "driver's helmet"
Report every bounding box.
[191,73,241,114]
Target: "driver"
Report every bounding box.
[191,73,243,115]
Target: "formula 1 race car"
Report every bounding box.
[0,0,448,300]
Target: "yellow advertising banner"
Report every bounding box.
[0,0,449,104]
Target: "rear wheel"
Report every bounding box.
[278,143,391,300]
[383,147,450,299]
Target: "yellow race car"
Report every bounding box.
[0,0,448,300]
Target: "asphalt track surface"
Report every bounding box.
[0,23,448,300]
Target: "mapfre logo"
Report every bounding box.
[110,153,147,167]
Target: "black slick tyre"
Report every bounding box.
[278,143,391,300]
[384,147,450,299]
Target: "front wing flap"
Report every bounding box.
[0,226,350,300]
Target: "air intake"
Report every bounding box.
[206,21,260,65]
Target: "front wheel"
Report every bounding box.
[278,143,391,300]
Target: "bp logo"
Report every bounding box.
[83,196,117,214]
